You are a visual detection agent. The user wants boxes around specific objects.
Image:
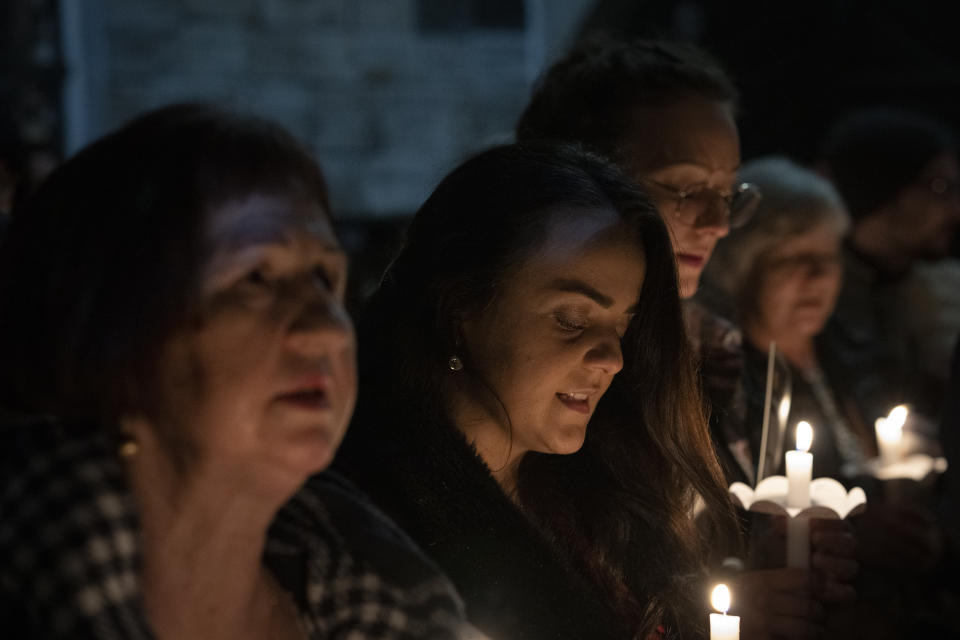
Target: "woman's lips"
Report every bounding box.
[677,253,705,268]
[275,388,331,410]
[556,392,591,414]
[275,375,333,410]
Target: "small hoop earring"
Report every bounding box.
[118,434,140,459]
[448,355,464,371]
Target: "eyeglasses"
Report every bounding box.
[766,252,842,276]
[928,176,960,199]
[641,179,762,229]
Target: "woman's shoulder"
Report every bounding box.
[0,416,125,514]
[333,410,502,529]
[0,414,133,537]
[0,417,151,639]
[295,470,455,587]
[330,420,627,639]
[271,471,471,638]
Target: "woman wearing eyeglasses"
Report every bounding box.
[517,40,760,301]
[517,40,858,640]
[698,157,960,640]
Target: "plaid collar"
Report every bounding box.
[0,421,475,639]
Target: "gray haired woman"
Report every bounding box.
[702,156,871,479]
[706,154,957,640]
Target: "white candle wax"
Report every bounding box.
[710,584,740,640]
[785,421,813,509]
[710,613,740,640]
[875,406,907,466]
[786,515,810,568]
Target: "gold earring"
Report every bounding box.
[448,355,464,371]
[118,434,140,459]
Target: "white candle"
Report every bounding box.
[875,405,908,466]
[786,515,810,568]
[710,584,740,640]
[785,421,813,509]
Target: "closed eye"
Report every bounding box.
[312,265,334,290]
[243,267,270,287]
[554,311,587,333]
[686,184,734,200]
[679,184,708,197]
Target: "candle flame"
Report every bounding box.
[795,421,813,452]
[711,584,731,614]
[875,417,903,443]
[778,394,791,424]
[886,405,908,430]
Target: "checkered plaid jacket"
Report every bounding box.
[0,419,476,639]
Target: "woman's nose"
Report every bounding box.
[694,197,732,238]
[284,280,355,357]
[584,328,624,375]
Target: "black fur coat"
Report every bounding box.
[334,408,631,640]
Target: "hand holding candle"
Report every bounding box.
[710,584,740,640]
[875,404,908,466]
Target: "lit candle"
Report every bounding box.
[875,405,908,466]
[710,584,740,640]
[785,421,813,509]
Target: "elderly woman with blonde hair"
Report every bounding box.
[706,153,960,640]
[702,156,871,479]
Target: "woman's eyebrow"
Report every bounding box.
[214,224,343,256]
[654,160,742,174]
[546,278,641,314]
[546,278,613,307]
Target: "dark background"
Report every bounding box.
[580,0,960,162]
[4,0,959,299]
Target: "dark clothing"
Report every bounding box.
[687,292,874,483]
[740,340,873,481]
[334,410,631,640]
[941,339,960,554]
[821,242,938,421]
[682,300,754,486]
[0,418,469,639]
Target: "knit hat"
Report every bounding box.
[818,108,955,222]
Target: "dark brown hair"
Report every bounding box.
[0,103,330,424]
[516,37,738,167]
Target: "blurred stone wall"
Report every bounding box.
[66,0,591,217]
[1,0,64,203]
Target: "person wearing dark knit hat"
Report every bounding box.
[818,107,960,427]
[819,107,960,640]
[820,108,959,264]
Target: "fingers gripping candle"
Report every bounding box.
[710,584,740,640]
[786,515,811,568]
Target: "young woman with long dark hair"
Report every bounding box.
[335,142,739,639]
